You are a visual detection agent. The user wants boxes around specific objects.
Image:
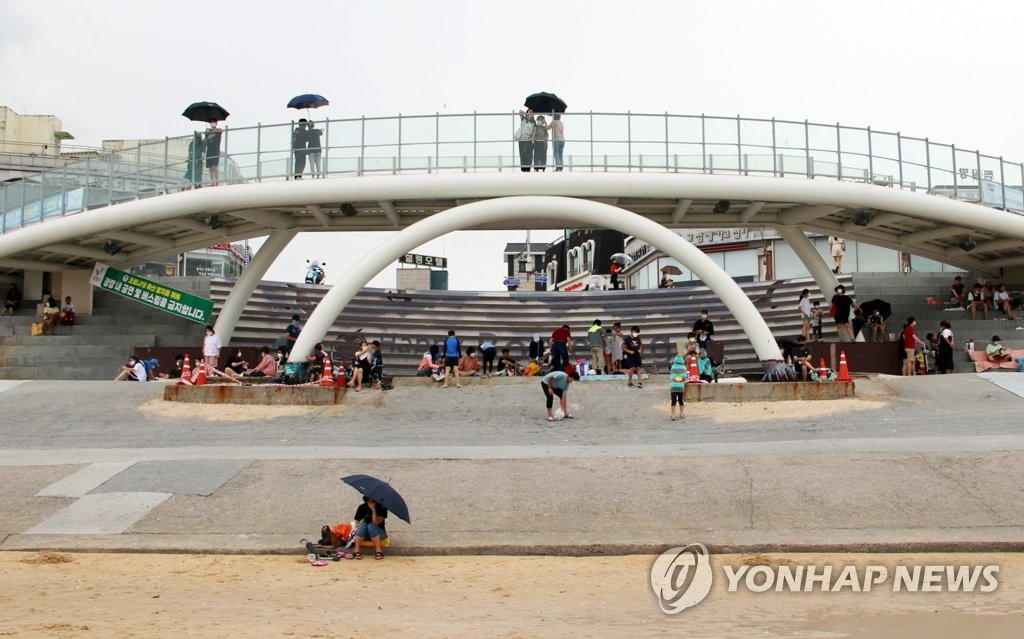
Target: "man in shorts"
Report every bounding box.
[622,325,644,388]
[443,329,462,388]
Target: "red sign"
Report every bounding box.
[564,282,586,291]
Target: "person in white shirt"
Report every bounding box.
[798,289,813,340]
[202,325,222,372]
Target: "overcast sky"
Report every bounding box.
[4,0,1023,289]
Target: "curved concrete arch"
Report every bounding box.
[290,196,785,368]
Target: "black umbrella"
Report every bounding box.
[287,93,330,110]
[859,298,892,319]
[182,101,230,123]
[524,92,567,113]
[341,474,410,524]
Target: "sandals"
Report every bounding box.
[375,551,384,560]
[352,552,362,560]
[564,414,575,419]
[546,416,555,422]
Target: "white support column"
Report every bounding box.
[214,230,298,344]
[776,226,838,297]
[291,196,785,368]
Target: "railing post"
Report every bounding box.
[135,141,142,197]
[627,110,632,171]
[924,137,932,191]
[999,156,1007,209]
[804,119,811,178]
[473,111,477,172]
[952,143,959,200]
[256,122,262,182]
[664,112,669,172]
[360,116,366,177]
[323,117,330,177]
[435,111,440,174]
[589,111,594,173]
[163,136,169,193]
[771,118,778,176]
[975,150,984,205]
[736,114,742,176]
[867,127,874,184]
[700,113,707,173]
[397,113,403,173]
[835,122,842,181]
[897,132,904,188]
[107,153,114,204]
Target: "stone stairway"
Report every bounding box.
[0,281,207,380]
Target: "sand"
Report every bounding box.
[1,551,1021,638]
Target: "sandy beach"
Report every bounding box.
[2,551,1022,638]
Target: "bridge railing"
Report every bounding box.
[3,112,1023,233]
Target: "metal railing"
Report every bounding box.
[3,111,1023,234]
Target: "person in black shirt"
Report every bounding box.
[352,496,388,559]
[791,336,813,381]
[692,310,714,337]
[205,122,222,185]
[292,118,309,179]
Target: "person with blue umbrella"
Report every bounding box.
[341,474,410,560]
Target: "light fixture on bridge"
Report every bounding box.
[340,203,359,217]
[102,240,122,256]
[854,211,873,227]
[958,236,977,252]
[206,214,223,230]
[713,200,732,214]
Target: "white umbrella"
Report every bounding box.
[610,253,633,268]
[587,274,606,290]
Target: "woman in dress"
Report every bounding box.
[830,285,859,342]
[205,122,223,185]
[828,236,846,273]
[531,115,549,171]
[936,320,955,374]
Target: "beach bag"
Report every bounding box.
[828,303,837,318]
[30,322,44,336]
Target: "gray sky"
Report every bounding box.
[4,0,1022,288]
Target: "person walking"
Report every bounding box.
[517,109,536,172]
[442,330,462,388]
[622,325,644,388]
[668,354,687,420]
[551,113,565,171]
[205,122,223,185]
[540,369,579,422]
[550,324,572,373]
[831,285,859,342]
[828,236,846,273]
[587,319,604,375]
[292,118,309,179]
[798,289,813,340]
[306,121,323,178]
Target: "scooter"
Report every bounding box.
[304,260,327,284]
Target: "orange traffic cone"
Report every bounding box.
[336,368,347,387]
[196,360,207,386]
[177,354,192,386]
[837,350,853,382]
[320,356,334,387]
[818,357,828,381]
[687,353,700,382]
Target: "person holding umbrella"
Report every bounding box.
[205,122,222,186]
[351,496,388,560]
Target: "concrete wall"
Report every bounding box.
[0,106,66,155]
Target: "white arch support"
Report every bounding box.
[290,196,785,368]
[776,226,839,297]
[214,229,298,344]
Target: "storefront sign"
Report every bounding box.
[398,253,447,268]
[89,263,213,324]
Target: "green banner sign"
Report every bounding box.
[90,263,213,324]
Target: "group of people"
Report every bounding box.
[517,109,566,172]
[291,119,324,179]
[183,123,223,187]
[901,317,957,376]
[951,275,1017,320]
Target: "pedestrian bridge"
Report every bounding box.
[2,112,1024,367]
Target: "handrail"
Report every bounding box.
[3,111,1023,234]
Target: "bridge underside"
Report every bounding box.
[2,173,1024,276]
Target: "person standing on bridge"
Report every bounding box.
[306,121,323,178]
[532,115,549,171]
[517,109,536,172]
[292,118,309,179]
[551,114,565,171]
[205,122,222,186]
